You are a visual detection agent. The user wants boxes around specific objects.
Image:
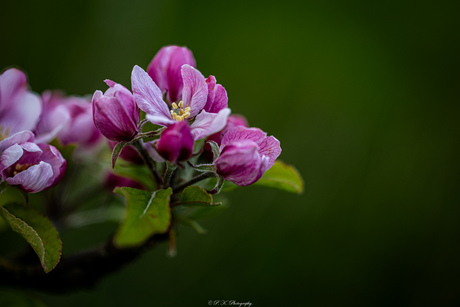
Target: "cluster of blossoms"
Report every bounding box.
[0,45,281,196]
[0,45,297,282]
[0,68,102,193]
[92,45,281,189]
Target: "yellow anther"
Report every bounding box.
[170,101,192,122]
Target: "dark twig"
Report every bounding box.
[0,232,169,293]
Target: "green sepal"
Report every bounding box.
[111,141,129,168]
[0,204,62,273]
[192,163,216,173]
[255,160,304,194]
[206,140,220,160]
[114,187,172,248]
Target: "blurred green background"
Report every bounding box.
[1,0,460,306]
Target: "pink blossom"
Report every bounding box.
[147,45,196,104]
[0,68,41,152]
[0,142,66,193]
[156,121,194,163]
[57,96,102,148]
[92,80,139,142]
[214,126,281,186]
[131,65,230,140]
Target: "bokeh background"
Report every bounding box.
[1,0,460,306]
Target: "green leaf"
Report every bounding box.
[0,204,62,273]
[179,185,220,206]
[114,162,156,191]
[0,185,27,207]
[255,160,304,194]
[114,187,172,248]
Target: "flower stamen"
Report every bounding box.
[170,101,192,122]
[0,125,11,141]
[13,163,32,176]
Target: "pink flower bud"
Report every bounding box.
[214,126,281,186]
[157,121,193,163]
[147,45,196,104]
[92,80,139,142]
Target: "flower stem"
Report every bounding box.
[163,162,177,188]
[132,139,163,187]
[173,172,216,194]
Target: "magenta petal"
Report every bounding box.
[6,161,53,193]
[157,121,194,162]
[221,126,282,169]
[144,140,164,162]
[0,68,27,112]
[190,108,231,140]
[204,75,228,113]
[34,91,70,144]
[0,144,24,178]
[58,98,102,147]
[0,130,34,153]
[214,140,264,186]
[92,82,139,142]
[181,65,208,117]
[36,144,66,188]
[220,126,267,149]
[131,65,172,125]
[1,92,41,134]
[258,136,282,170]
[147,46,196,103]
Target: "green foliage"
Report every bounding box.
[113,187,172,247]
[255,160,304,194]
[114,162,156,191]
[179,185,220,206]
[0,204,62,273]
[0,185,26,207]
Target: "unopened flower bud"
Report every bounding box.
[92,80,139,142]
[157,121,193,163]
[147,45,196,103]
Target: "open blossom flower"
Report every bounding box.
[214,126,281,186]
[157,121,194,163]
[0,68,41,152]
[147,45,196,104]
[0,142,66,193]
[57,96,102,148]
[131,64,230,140]
[92,80,139,142]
